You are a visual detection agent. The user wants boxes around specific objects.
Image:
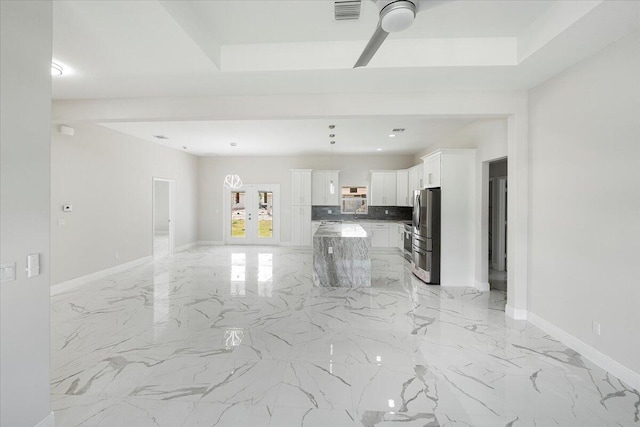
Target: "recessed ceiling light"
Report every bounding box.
[153,135,168,140]
[330,141,336,145]
[51,62,63,76]
[329,134,335,138]
[230,142,237,147]
[389,134,396,138]
[328,125,336,129]
[377,148,382,151]
[182,146,187,150]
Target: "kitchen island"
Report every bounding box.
[312,222,371,287]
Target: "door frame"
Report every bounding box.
[152,177,175,258]
[489,176,507,271]
[223,183,280,245]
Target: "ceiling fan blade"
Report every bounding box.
[415,0,451,13]
[353,23,389,68]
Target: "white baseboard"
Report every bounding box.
[51,256,153,296]
[35,411,55,427]
[475,281,490,291]
[505,304,528,320]
[440,282,474,287]
[196,240,224,246]
[175,241,197,252]
[528,312,640,391]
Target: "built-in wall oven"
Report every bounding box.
[402,223,413,261]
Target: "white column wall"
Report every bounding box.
[528,32,640,378]
[0,1,53,426]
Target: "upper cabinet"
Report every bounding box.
[396,169,410,206]
[369,171,397,206]
[291,169,312,206]
[423,152,442,188]
[312,170,340,205]
[408,163,423,197]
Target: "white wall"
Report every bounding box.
[528,32,640,376]
[0,1,53,426]
[198,154,413,242]
[51,123,199,285]
[153,180,170,233]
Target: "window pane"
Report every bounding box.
[258,191,273,238]
[231,191,245,237]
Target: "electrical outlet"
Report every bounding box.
[328,246,333,254]
[592,321,601,336]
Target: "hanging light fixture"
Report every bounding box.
[329,139,336,194]
[224,174,243,189]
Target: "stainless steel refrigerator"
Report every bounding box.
[412,188,441,284]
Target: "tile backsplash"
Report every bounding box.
[312,206,412,221]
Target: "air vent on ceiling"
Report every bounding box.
[334,0,361,20]
[392,128,406,133]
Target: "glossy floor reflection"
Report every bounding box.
[51,246,639,426]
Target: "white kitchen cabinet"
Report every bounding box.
[396,169,410,206]
[408,163,423,198]
[291,205,311,246]
[312,170,340,206]
[291,169,312,206]
[311,221,322,243]
[369,171,397,206]
[360,222,389,248]
[423,152,442,188]
[291,169,312,246]
[389,223,400,249]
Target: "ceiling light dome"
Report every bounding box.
[51,61,63,76]
[380,0,416,33]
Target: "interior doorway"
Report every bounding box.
[488,159,507,291]
[224,184,280,245]
[153,178,175,259]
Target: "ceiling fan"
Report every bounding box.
[354,0,447,68]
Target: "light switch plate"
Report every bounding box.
[1,263,16,283]
[26,253,40,278]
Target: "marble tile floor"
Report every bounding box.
[51,246,639,426]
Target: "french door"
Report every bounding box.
[225,184,280,245]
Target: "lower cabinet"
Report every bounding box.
[359,222,389,248]
[291,206,311,246]
[311,221,322,244]
[389,223,404,250]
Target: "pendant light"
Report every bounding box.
[224,174,243,189]
[329,125,336,195]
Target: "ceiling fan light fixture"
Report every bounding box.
[380,1,416,33]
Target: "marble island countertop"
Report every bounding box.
[312,223,371,287]
[314,222,368,238]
